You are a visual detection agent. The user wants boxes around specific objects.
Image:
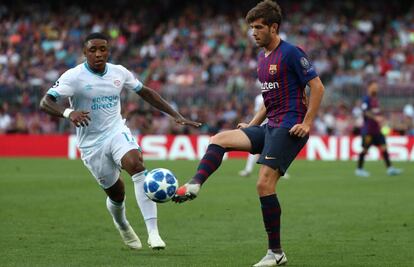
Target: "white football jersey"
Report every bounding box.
[254,94,263,113]
[254,94,268,125]
[47,62,143,149]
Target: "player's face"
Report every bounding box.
[249,18,276,48]
[84,39,109,72]
[368,82,378,96]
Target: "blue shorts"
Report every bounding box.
[241,124,308,175]
[361,133,386,148]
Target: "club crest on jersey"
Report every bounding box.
[268,64,277,75]
[114,80,121,87]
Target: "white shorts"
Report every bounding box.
[80,128,140,189]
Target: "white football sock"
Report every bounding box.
[106,197,129,230]
[131,171,159,234]
[245,154,257,173]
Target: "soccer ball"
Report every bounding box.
[144,168,178,203]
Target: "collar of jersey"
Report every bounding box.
[84,62,108,77]
[264,39,283,58]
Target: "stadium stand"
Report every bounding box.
[0,0,413,135]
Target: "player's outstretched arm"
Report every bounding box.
[39,95,91,127]
[289,77,324,137]
[137,85,202,128]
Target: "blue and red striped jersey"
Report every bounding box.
[257,40,318,128]
[361,95,381,135]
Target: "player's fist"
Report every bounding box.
[69,111,91,127]
[237,122,249,129]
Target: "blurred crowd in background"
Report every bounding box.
[0,0,413,136]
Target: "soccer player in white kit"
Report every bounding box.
[40,33,201,250]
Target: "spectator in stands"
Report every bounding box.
[0,1,413,135]
[0,103,12,133]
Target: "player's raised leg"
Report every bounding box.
[121,149,166,249]
[173,129,252,203]
[105,178,142,250]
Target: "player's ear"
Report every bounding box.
[272,23,278,34]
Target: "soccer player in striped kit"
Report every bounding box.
[173,1,325,266]
[355,81,403,177]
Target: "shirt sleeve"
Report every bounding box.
[288,46,318,87]
[122,67,143,93]
[46,69,76,100]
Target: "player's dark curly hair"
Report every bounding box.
[84,32,109,45]
[245,0,282,33]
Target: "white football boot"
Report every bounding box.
[115,223,142,250]
[172,183,201,203]
[355,168,370,177]
[239,169,252,177]
[387,167,403,176]
[253,250,287,266]
[147,230,166,250]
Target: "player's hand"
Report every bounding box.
[237,122,249,129]
[289,123,310,138]
[174,117,202,128]
[69,111,91,127]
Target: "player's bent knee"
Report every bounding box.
[105,180,126,203]
[256,178,276,195]
[122,156,145,175]
[210,130,247,150]
[128,164,145,175]
[210,133,226,146]
[256,180,275,195]
[257,168,280,195]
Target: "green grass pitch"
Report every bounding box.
[0,158,413,267]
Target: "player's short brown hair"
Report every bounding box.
[245,0,282,32]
